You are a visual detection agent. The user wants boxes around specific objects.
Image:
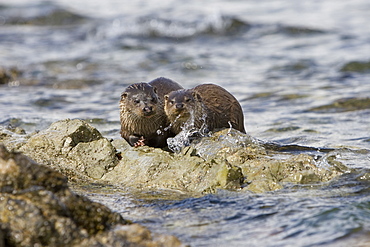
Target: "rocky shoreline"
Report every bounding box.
[0,119,349,245]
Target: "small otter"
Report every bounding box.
[119,77,183,148]
[164,83,246,135]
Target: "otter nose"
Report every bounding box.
[175,103,184,109]
[143,106,153,112]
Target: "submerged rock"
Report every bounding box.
[340,60,370,73]
[308,97,370,113]
[279,25,326,36]
[1,119,348,195]
[0,67,21,85]
[0,145,182,247]
[1,5,88,26]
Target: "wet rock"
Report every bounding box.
[280,25,326,36]
[186,129,346,193]
[308,97,370,113]
[241,153,346,193]
[204,16,251,36]
[0,68,11,85]
[340,60,370,73]
[0,145,183,246]
[0,67,20,85]
[49,79,101,89]
[2,119,347,194]
[1,5,88,26]
[12,119,244,193]
[104,128,346,193]
[25,9,87,26]
[266,126,301,133]
[0,125,27,152]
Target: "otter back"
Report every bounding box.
[193,84,246,133]
[164,83,246,135]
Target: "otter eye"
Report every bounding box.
[185,98,192,102]
[169,100,174,105]
[133,99,140,104]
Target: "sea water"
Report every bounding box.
[1,0,370,246]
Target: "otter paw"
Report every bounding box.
[134,136,146,147]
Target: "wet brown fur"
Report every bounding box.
[164,83,246,134]
[119,77,183,147]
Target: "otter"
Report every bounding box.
[119,77,183,148]
[164,83,246,135]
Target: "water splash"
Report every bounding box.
[193,127,261,160]
[313,151,341,171]
[166,112,209,153]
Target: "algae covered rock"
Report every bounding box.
[185,129,347,193]
[0,145,183,247]
[105,128,346,194]
[103,145,243,194]
[19,119,118,180]
[12,118,245,194]
[2,119,348,195]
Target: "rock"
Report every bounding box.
[0,229,4,247]
[0,125,29,153]
[3,5,88,26]
[0,145,183,247]
[2,119,347,194]
[67,138,117,179]
[102,145,243,194]
[340,60,370,73]
[0,67,21,85]
[104,128,347,194]
[185,129,347,193]
[14,119,244,193]
[308,97,370,113]
[19,119,118,180]
[0,68,11,85]
[280,25,325,36]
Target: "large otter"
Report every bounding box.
[164,83,246,135]
[119,77,183,148]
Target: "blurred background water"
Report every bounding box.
[1,0,370,246]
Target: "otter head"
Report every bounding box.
[121,82,160,118]
[164,89,202,123]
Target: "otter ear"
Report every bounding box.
[192,91,202,102]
